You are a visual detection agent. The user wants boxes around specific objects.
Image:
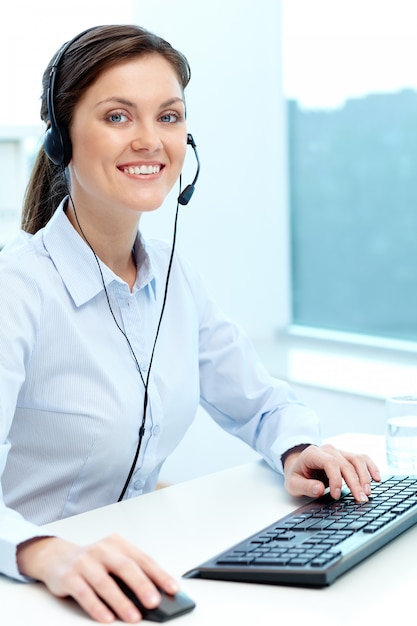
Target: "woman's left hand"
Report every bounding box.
[283,443,381,502]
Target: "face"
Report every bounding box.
[68,54,187,225]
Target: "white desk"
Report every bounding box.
[2,433,416,625]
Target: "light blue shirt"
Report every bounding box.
[0,201,321,580]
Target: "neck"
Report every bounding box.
[65,202,139,291]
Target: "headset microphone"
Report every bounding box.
[178,134,200,205]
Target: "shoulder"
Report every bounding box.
[1,229,33,252]
[0,229,47,297]
[1,228,45,263]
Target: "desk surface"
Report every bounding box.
[2,433,415,625]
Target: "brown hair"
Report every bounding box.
[21,24,191,233]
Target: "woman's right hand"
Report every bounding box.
[16,534,180,623]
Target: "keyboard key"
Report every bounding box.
[253,556,291,566]
[310,551,342,567]
[344,520,368,531]
[216,555,254,565]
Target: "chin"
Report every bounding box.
[130,201,163,215]
[130,193,171,214]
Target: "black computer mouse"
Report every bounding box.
[110,574,196,622]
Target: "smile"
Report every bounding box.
[122,165,161,175]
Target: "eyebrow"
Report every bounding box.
[95,96,185,109]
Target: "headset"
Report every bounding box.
[43,27,94,169]
[43,28,200,205]
[43,28,201,500]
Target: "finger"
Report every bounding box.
[58,556,154,623]
[284,458,329,499]
[284,444,382,503]
[107,535,179,596]
[315,456,345,500]
[312,446,364,501]
[106,560,162,619]
[56,571,117,624]
[90,568,153,623]
[312,445,371,501]
[285,472,327,499]
[338,451,381,498]
[343,451,381,485]
[47,536,176,623]
[287,444,344,499]
[84,538,173,621]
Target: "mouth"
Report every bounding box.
[120,164,164,175]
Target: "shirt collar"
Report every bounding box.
[42,200,156,307]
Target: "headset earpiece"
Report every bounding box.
[43,47,73,167]
[43,27,96,167]
[43,115,72,166]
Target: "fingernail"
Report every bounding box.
[334,488,341,500]
[144,590,160,606]
[165,579,180,594]
[359,491,368,503]
[99,609,115,623]
[125,607,140,622]
[312,484,320,496]
[364,483,371,495]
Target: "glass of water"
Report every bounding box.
[386,394,417,474]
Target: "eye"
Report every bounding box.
[159,111,181,124]
[107,111,129,124]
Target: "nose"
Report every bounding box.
[130,122,162,152]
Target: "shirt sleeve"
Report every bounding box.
[0,500,53,581]
[0,248,53,581]
[185,264,322,473]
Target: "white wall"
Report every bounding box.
[134,0,290,337]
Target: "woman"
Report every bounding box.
[0,25,380,623]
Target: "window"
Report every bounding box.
[0,130,40,249]
[282,1,417,343]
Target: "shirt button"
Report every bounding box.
[133,480,143,490]
[152,425,160,436]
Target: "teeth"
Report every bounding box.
[124,165,161,175]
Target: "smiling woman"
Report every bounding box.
[22,25,191,237]
[0,20,381,626]
[67,55,188,256]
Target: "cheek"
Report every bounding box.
[70,132,93,172]
[77,130,105,160]
[70,120,110,165]
[174,139,188,170]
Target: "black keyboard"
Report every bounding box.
[184,475,417,587]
